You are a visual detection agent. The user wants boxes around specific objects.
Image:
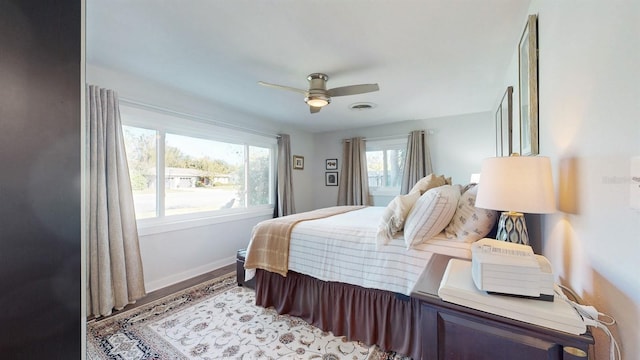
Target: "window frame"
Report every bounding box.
[365,137,408,196]
[120,104,276,235]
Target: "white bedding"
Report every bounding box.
[286,206,473,295]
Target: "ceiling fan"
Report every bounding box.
[258,73,379,113]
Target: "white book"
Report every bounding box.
[536,255,555,287]
[471,238,555,298]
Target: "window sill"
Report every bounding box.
[136,207,273,236]
[369,188,401,197]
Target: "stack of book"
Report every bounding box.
[470,238,554,301]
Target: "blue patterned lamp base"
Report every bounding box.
[496,212,529,245]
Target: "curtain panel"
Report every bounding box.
[273,134,295,217]
[87,85,146,318]
[337,137,370,206]
[401,130,433,194]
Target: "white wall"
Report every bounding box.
[311,112,495,209]
[500,2,640,358]
[139,214,266,291]
[87,65,316,290]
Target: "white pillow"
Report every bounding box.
[444,184,498,243]
[404,185,460,248]
[376,191,421,248]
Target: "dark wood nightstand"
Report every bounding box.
[411,255,594,360]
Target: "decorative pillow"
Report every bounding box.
[404,185,460,248]
[376,190,421,248]
[461,183,476,194]
[444,184,498,243]
[410,174,447,195]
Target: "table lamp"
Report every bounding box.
[475,155,556,245]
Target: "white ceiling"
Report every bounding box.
[87,0,531,133]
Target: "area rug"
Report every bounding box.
[87,272,409,359]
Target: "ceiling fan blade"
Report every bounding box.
[310,106,321,114]
[258,81,307,94]
[327,83,379,97]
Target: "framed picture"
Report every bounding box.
[293,155,304,170]
[326,158,338,170]
[518,14,539,156]
[325,172,338,186]
[495,86,513,157]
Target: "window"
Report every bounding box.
[366,138,407,194]
[121,105,275,230]
[123,126,157,219]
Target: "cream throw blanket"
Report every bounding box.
[244,206,364,277]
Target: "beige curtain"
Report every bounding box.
[87,85,146,318]
[401,130,433,194]
[273,134,295,217]
[338,137,370,205]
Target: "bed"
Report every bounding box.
[245,182,497,359]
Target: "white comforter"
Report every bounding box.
[287,206,472,295]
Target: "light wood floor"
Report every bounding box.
[90,263,236,322]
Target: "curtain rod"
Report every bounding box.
[118,97,280,139]
[345,130,435,142]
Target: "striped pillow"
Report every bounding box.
[404,185,460,248]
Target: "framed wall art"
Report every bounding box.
[325,172,338,186]
[326,158,338,170]
[518,14,539,156]
[495,86,513,157]
[293,155,304,170]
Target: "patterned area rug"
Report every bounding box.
[87,272,409,359]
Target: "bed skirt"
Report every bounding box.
[255,269,422,359]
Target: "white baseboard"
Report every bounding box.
[144,255,236,293]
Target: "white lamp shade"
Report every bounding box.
[475,156,556,214]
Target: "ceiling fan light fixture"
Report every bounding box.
[259,72,378,114]
[305,94,330,107]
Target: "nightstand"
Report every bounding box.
[411,254,594,360]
